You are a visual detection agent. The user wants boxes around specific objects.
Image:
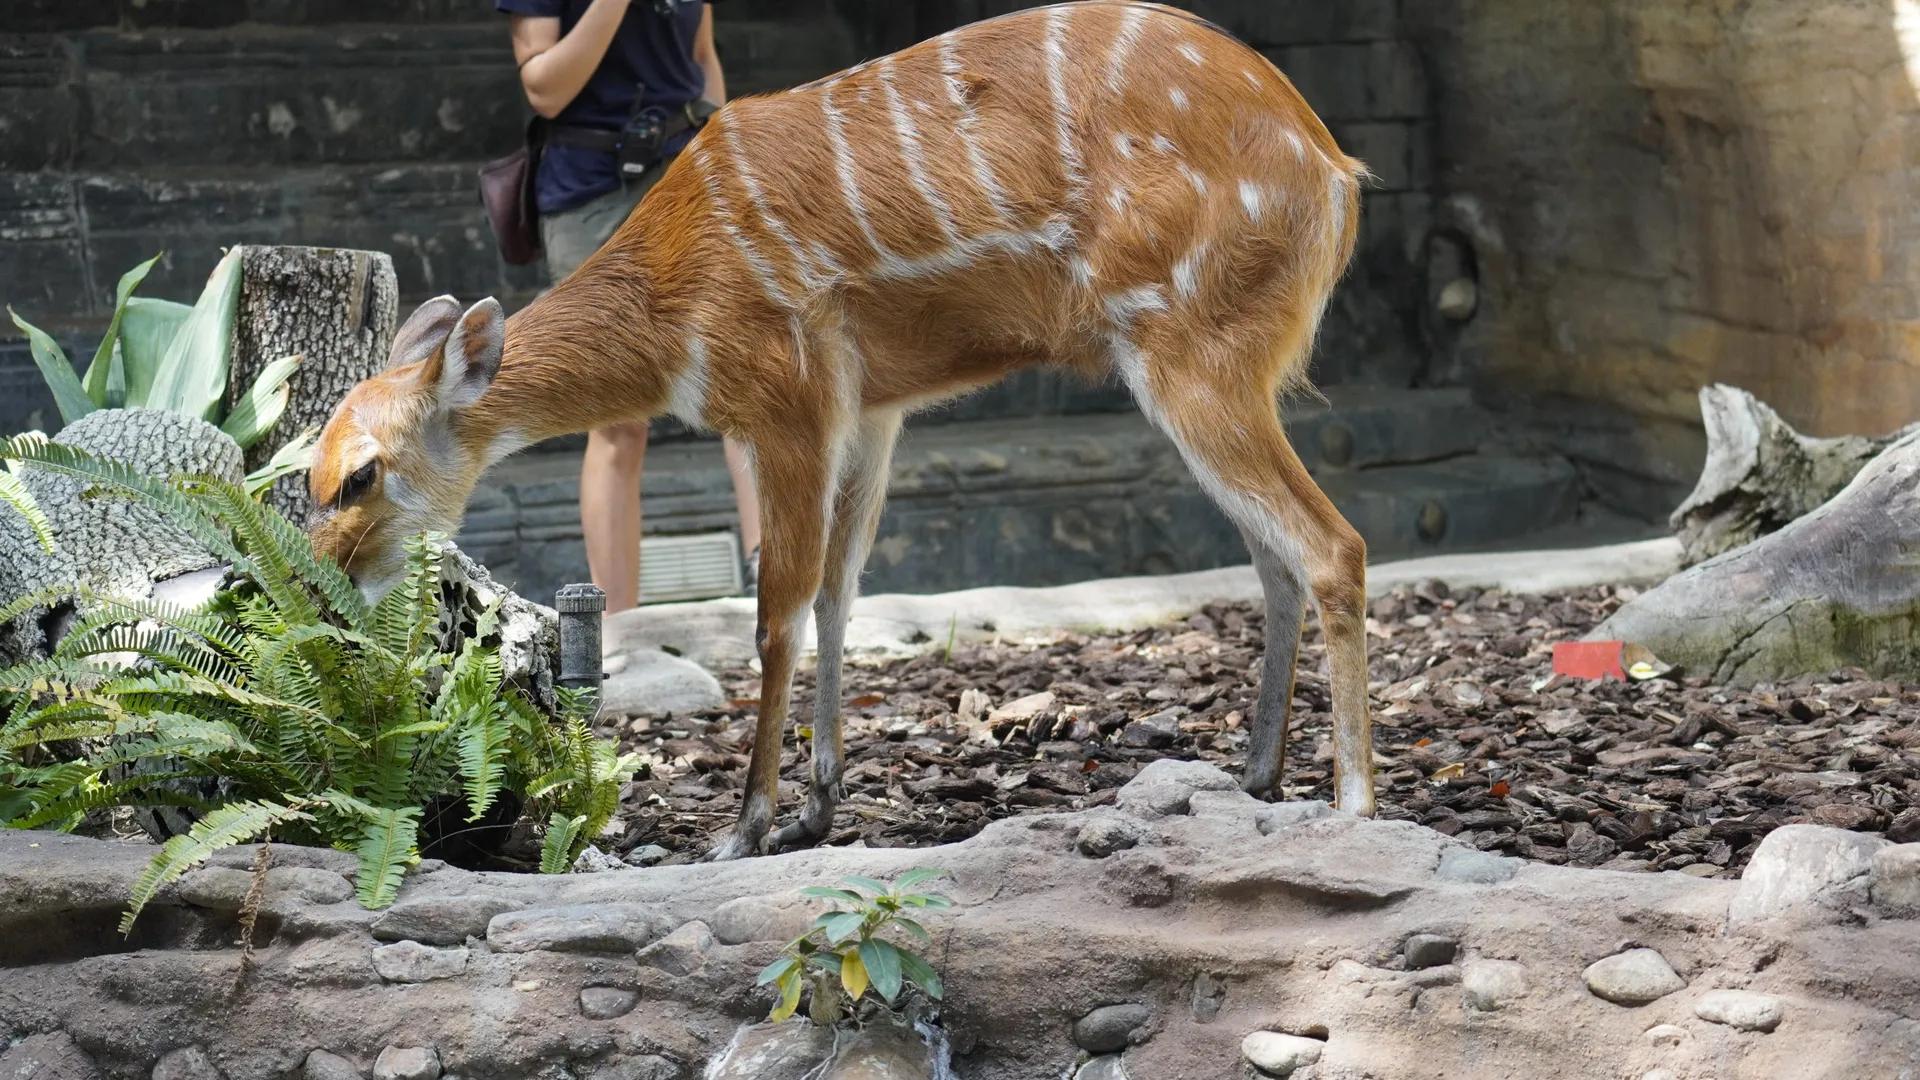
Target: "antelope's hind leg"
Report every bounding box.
[772,410,903,853]
[1239,526,1308,797]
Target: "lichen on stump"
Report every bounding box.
[228,246,398,523]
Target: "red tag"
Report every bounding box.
[1552,641,1627,682]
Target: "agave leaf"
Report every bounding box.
[82,253,163,408]
[221,352,301,448]
[118,297,191,408]
[145,246,242,421]
[7,307,93,425]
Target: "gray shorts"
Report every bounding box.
[538,163,669,282]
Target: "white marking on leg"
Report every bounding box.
[940,34,1016,224]
[692,143,794,310]
[723,124,842,292]
[1045,6,1088,201]
[879,57,963,247]
[1105,4,1148,94]
[1172,239,1211,299]
[1179,42,1205,66]
[1169,87,1189,111]
[665,332,712,428]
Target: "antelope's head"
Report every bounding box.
[308,295,505,598]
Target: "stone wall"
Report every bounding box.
[1407,0,1920,506]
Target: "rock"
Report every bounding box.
[623,844,673,868]
[1462,959,1528,1012]
[177,866,355,910]
[1114,759,1238,817]
[1583,948,1685,1006]
[571,846,630,874]
[1072,1003,1151,1053]
[582,1058,680,1080]
[1254,801,1338,834]
[1437,847,1518,884]
[579,987,639,1020]
[1075,816,1145,858]
[1073,1055,1127,1080]
[1238,1032,1323,1077]
[372,895,519,945]
[702,1021,933,1080]
[1404,934,1458,970]
[988,691,1056,726]
[152,1047,223,1080]
[1117,709,1181,749]
[1729,825,1887,923]
[371,1047,440,1080]
[487,903,659,953]
[1643,1024,1689,1048]
[706,895,816,945]
[0,1033,102,1080]
[436,544,562,716]
[1642,1071,1677,1080]
[637,920,715,977]
[1190,972,1226,1022]
[371,941,468,983]
[1694,989,1784,1033]
[1870,844,1920,915]
[303,1050,364,1080]
[600,648,725,718]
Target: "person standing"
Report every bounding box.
[498,0,762,611]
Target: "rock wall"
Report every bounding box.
[4,762,1919,1080]
[1409,0,1920,508]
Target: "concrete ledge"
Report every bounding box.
[606,537,1684,669]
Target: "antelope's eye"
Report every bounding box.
[339,461,378,504]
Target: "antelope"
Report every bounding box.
[308,0,1376,859]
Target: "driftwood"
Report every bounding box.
[229,246,398,521]
[1600,430,1920,684]
[1671,384,1918,565]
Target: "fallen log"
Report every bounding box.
[1671,384,1917,565]
[1599,429,1920,684]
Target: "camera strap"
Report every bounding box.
[547,99,718,155]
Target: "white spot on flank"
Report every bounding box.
[1169,87,1189,110]
[1106,5,1148,94]
[1044,7,1088,200]
[1070,256,1096,287]
[1152,134,1177,155]
[1172,239,1211,299]
[1106,186,1129,214]
[879,58,962,246]
[1103,285,1168,328]
[1244,69,1261,88]
[1112,132,1135,159]
[1239,180,1266,218]
[1179,43,1205,66]
[1283,128,1307,161]
[941,34,1016,224]
[1179,163,1208,195]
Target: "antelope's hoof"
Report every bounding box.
[702,830,768,863]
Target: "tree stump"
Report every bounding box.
[1598,431,1920,684]
[228,246,399,522]
[1671,385,1918,565]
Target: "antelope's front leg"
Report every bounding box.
[706,432,834,862]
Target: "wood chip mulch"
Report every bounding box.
[609,583,1920,876]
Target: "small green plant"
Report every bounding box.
[757,868,952,1025]
[8,249,314,493]
[0,436,639,931]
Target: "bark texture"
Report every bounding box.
[1671,385,1918,565]
[229,246,398,522]
[1601,431,1920,684]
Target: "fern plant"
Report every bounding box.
[757,868,952,1025]
[0,436,639,931]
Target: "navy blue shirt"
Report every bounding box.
[497,0,711,214]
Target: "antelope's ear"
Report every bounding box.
[388,295,463,370]
[428,297,504,411]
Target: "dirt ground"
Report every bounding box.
[610,583,1920,875]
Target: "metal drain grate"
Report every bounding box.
[639,530,742,603]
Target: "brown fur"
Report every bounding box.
[309,1,1376,855]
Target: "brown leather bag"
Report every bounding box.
[479,117,545,266]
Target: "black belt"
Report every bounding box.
[547,100,717,153]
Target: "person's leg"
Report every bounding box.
[581,420,650,613]
[722,437,762,586]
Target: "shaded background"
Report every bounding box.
[5,0,1913,597]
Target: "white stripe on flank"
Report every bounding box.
[940,34,1017,225]
[822,85,903,269]
[1044,6,1088,200]
[1179,43,1205,66]
[879,57,962,246]
[723,124,841,291]
[1244,69,1262,88]
[1103,284,1168,327]
[666,332,712,428]
[1172,239,1210,299]
[692,144,794,310]
[1105,4,1148,94]
[868,217,1075,282]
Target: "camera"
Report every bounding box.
[617,105,669,177]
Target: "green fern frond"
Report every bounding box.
[370,534,444,654]
[119,798,312,933]
[353,806,420,909]
[0,469,54,552]
[10,772,211,831]
[540,812,587,874]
